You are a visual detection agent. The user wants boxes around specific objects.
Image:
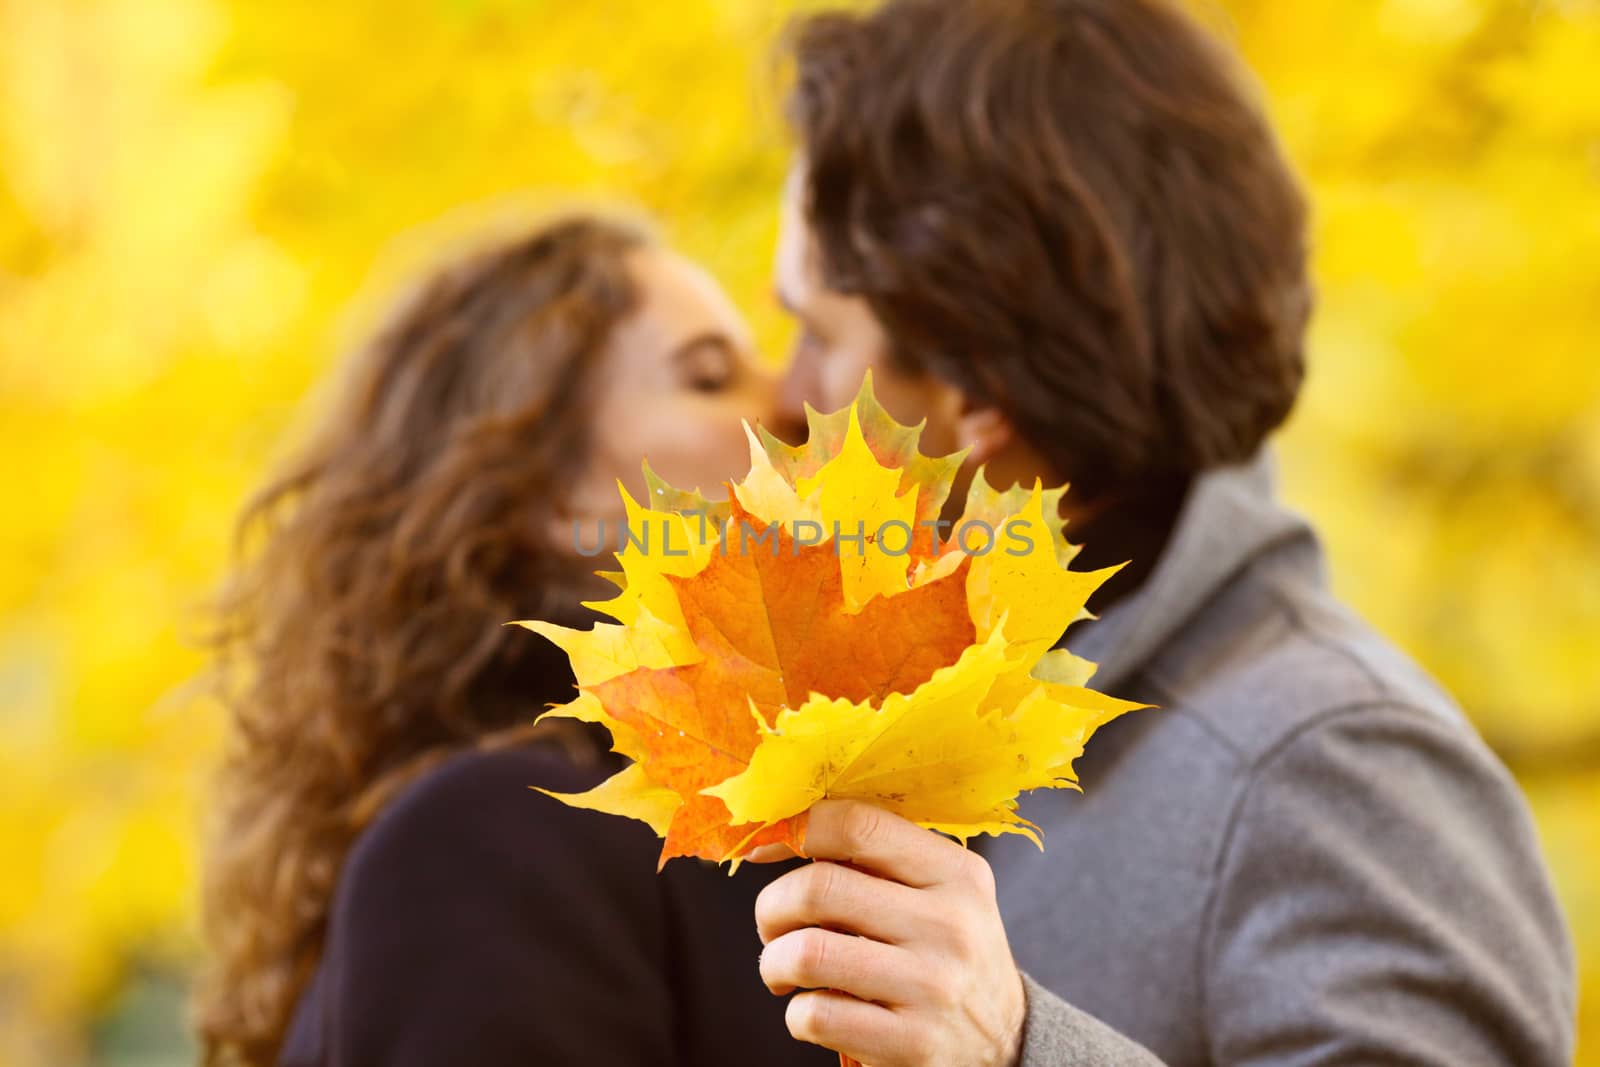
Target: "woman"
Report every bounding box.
[195,216,835,1066]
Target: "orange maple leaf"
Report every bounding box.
[592,500,974,868]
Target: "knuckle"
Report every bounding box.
[795,928,831,983]
[928,904,967,948]
[804,861,842,912]
[942,914,980,961]
[843,803,886,856]
[924,960,961,1007]
[960,849,996,895]
[908,964,952,1012]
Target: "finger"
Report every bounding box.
[756,860,930,947]
[760,927,935,1006]
[786,991,929,1067]
[800,799,978,889]
[743,842,799,863]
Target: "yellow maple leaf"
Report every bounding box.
[702,622,1147,845]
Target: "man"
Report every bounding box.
[748,1,1576,1064]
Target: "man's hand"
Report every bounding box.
[749,799,1027,1067]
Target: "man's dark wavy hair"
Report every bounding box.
[786,0,1313,497]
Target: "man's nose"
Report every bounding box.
[769,351,816,447]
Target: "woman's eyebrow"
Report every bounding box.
[670,331,734,362]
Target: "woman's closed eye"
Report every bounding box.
[675,334,740,393]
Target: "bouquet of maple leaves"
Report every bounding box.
[518,376,1147,872]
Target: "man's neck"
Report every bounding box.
[1066,471,1192,620]
[940,459,1190,619]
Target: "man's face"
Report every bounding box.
[772,167,964,457]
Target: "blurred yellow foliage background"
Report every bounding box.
[0,0,1595,1062]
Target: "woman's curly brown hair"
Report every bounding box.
[194,215,647,1066]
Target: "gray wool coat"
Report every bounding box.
[980,450,1575,1066]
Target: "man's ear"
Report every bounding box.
[956,404,1016,466]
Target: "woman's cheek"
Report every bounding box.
[699,431,756,496]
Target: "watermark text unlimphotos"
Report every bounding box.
[572,511,1037,558]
